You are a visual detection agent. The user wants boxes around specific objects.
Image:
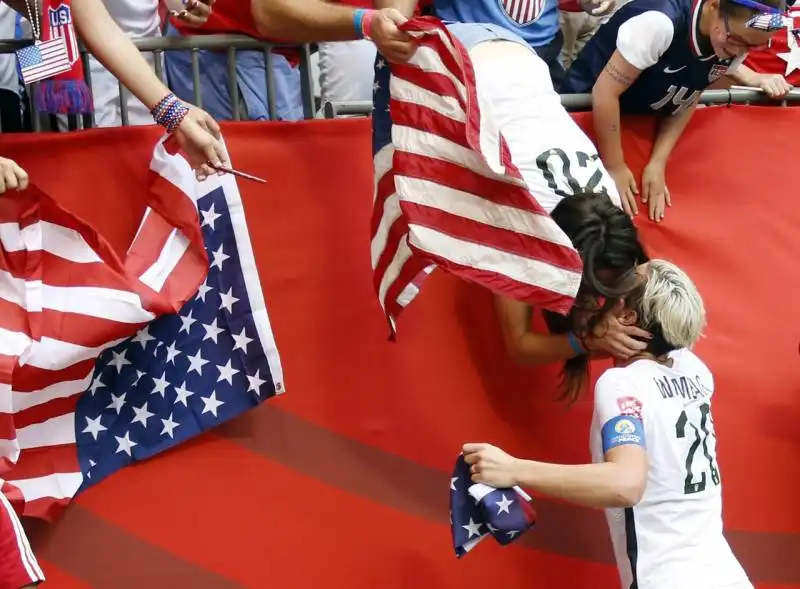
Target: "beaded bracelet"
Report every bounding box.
[150,93,190,134]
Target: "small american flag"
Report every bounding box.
[0,139,283,521]
[16,37,71,85]
[450,455,536,557]
[371,17,583,335]
[745,12,787,30]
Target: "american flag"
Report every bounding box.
[0,139,283,520]
[16,37,71,85]
[450,455,536,557]
[745,12,787,31]
[370,17,583,336]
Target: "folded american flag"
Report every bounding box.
[370,17,583,337]
[0,138,283,521]
[450,454,536,557]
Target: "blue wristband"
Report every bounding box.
[567,332,586,355]
[353,9,366,39]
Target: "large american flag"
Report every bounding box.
[0,139,283,520]
[370,17,583,336]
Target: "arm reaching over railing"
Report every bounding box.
[2,0,229,178]
[250,0,416,62]
[70,0,228,177]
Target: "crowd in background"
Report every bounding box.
[0,0,794,135]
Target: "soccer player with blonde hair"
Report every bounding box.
[463,260,753,589]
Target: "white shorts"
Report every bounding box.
[468,40,622,213]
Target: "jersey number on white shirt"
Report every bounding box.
[535,148,609,199]
[675,402,721,495]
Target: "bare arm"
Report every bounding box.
[512,445,648,509]
[71,0,171,109]
[591,50,642,172]
[494,296,580,365]
[251,0,359,41]
[725,62,760,86]
[649,98,700,166]
[373,0,418,18]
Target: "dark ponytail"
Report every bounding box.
[543,192,648,403]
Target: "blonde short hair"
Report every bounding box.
[636,260,706,349]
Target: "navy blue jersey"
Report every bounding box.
[561,0,734,115]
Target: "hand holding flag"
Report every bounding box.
[450,452,536,557]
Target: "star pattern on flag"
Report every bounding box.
[75,185,279,490]
[778,19,800,75]
[449,455,536,557]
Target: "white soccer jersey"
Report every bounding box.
[470,40,622,214]
[590,350,753,589]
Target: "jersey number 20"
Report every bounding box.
[675,402,721,494]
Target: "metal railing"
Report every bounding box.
[0,35,317,132]
[322,86,800,118]
[1,34,799,131]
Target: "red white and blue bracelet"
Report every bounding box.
[150,93,190,133]
[353,8,375,41]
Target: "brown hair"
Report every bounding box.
[542,192,649,403]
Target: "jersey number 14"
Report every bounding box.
[675,402,721,494]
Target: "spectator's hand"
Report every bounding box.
[585,309,651,360]
[0,157,29,194]
[371,8,416,63]
[756,73,792,99]
[462,443,521,488]
[173,106,230,181]
[641,161,670,222]
[581,0,616,16]
[168,0,214,27]
[609,165,639,217]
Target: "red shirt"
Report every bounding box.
[172,0,375,37]
[172,0,260,38]
[744,8,800,86]
[559,0,583,12]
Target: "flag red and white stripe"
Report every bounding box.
[371,18,583,335]
[0,138,208,520]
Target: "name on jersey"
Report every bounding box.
[653,375,709,401]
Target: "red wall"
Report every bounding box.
[3,105,799,588]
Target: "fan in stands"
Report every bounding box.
[169,0,418,64]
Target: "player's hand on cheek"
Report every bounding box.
[587,311,651,360]
[462,443,521,488]
[756,73,792,99]
[0,157,29,194]
[641,162,671,222]
[609,165,639,217]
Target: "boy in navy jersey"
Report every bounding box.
[561,0,789,222]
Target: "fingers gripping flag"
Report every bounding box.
[370,17,583,337]
[0,138,283,521]
[450,454,536,557]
